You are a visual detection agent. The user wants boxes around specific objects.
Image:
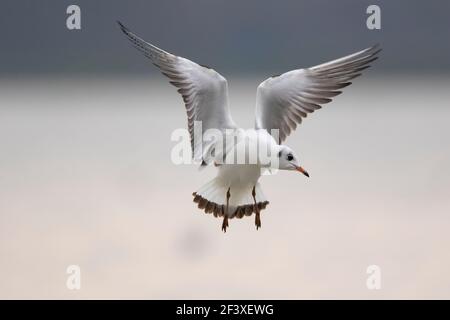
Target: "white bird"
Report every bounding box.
[118,22,381,232]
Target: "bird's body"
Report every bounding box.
[194,128,274,230]
[118,21,381,232]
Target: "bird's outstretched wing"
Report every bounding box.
[254,45,381,143]
[118,22,237,161]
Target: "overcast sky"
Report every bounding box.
[1,0,449,75]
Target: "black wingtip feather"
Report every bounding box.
[117,20,125,32]
[117,21,133,38]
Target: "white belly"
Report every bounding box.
[194,129,273,216]
[217,164,261,188]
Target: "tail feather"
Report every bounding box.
[193,178,269,219]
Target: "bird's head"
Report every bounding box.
[276,145,309,177]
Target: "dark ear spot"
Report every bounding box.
[278,150,282,157]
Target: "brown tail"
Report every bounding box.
[192,192,269,219]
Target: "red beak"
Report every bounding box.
[296,166,309,177]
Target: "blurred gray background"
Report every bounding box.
[1,0,450,76]
[1,0,450,299]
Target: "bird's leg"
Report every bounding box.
[252,186,261,230]
[221,215,228,233]
[222,187,231,233]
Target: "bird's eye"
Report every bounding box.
[287,154,294,161]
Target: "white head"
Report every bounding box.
[276,145,309,177]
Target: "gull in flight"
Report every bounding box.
[118,22,380,232]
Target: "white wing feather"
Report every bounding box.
[118,22,237,161]
[255,44,381,143]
